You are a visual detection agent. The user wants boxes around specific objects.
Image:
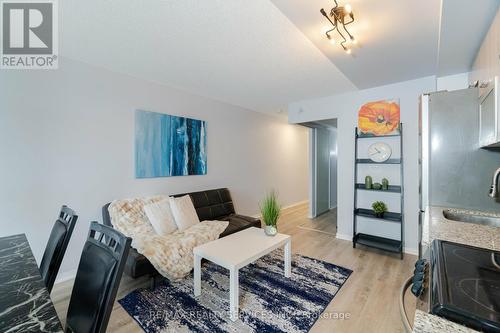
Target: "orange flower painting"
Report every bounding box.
[358,99,400,136]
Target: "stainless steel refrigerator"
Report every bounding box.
[418,87,500,255]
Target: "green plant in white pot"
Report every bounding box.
[260,190,281,236]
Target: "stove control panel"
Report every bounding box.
[411,259,428,297]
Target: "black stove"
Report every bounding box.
[430,240,500,332]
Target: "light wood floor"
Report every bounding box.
[52,203,417,332]
[297,208,337,235]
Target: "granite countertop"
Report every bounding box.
[413,205,500,333]
[421,206,499,252]
[413,310,478,333]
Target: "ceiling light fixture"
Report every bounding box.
[320,1,356,53]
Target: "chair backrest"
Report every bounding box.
[65,222,131,333]
[39,205,78,293]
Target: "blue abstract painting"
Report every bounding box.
[135,110,207,178]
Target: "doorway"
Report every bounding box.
[300,119,338,234]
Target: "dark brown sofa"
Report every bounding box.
[102,188,261,279]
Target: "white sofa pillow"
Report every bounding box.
[169,195,200,231]
[143,199,178,236]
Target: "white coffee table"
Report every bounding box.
[193,227,291,321]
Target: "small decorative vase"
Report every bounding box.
[382,178,389,190]
[375,212,385,218]
[264,225,277,236]
[365,175,373,189]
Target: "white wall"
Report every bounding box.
[288,76,436,254]
[0,57,309,280]
[436,72,469,91]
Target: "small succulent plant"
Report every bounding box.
[372,201,388,217]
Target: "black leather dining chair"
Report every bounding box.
[39,205,78,293]
[65,222,131,333]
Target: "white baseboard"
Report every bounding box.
[253,200,309,219]
[283,200,308,210]
[403,247,418,256]
[335,233,351,241]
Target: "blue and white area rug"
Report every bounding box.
[119,251,352,333]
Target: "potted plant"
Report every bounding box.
[260,190,281,236]
[372,201,387,218]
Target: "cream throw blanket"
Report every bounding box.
[108,195,228,280]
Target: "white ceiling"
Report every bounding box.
[271,0,499,89]
[60,0,355,114]
[437,0,500,76]
[60,0,499,114]
[271,0,440,89]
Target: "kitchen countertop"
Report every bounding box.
[413,205,500,333]
[421,206,499,252]
[413,310,477,333]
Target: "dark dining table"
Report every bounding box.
[0,234,63,333]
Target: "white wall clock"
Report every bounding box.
[368,142,392,162]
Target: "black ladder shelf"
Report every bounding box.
[353,123,404,259]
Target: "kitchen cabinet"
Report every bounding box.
[479,76,499,148]
[469,10,500,88]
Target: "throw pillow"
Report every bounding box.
[143,199,178,236]
[169,195,200,231]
